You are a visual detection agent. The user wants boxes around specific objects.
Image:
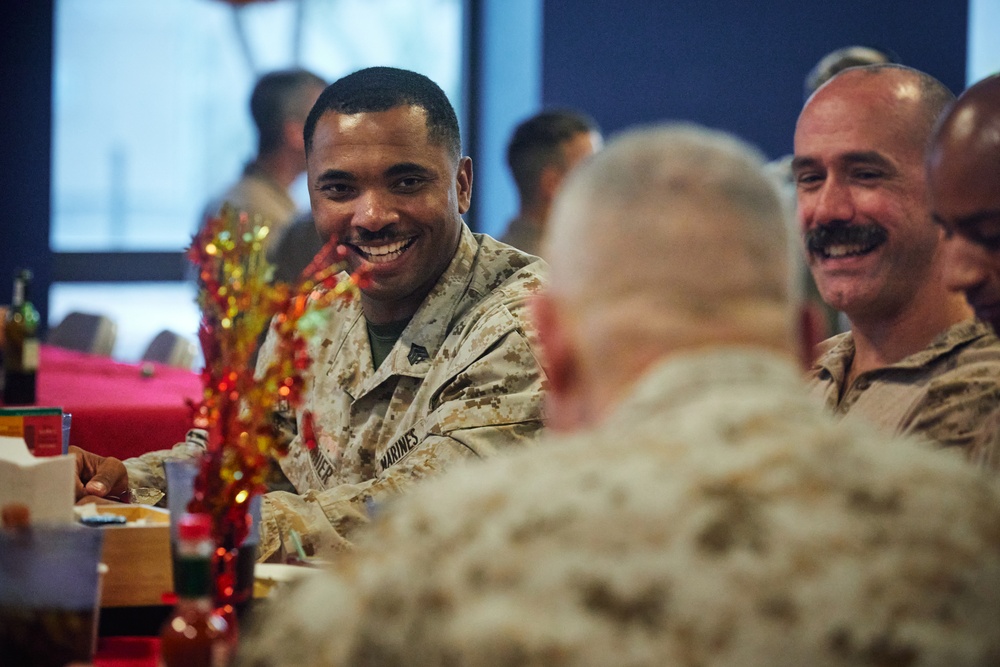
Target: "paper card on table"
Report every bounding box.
[0,435,75,524]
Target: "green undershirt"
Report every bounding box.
[366,318,410,369]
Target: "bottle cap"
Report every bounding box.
[177,512,213,541]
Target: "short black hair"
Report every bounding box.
[251,68,326,154]
[506,109,600,203]
[304,66,461,160]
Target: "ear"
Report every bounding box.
[456,156,473,214]
[796,301,828,370]
[531,293,583,432]
[538,163,564,204]
[284,119,306,152]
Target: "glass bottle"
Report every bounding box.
[159,513,236,667]
[2,269,40,405]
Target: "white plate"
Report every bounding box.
[253,562,324,598]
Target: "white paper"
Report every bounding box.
[0,435,75,524]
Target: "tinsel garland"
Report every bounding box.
[184,204,367,552]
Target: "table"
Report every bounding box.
[34,345,203,460]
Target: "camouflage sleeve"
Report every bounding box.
[419,311,546,457]
[968,411,1000,473]
[900,374,1000,453]
[258,439,466,562]
[123,429,208,505]
[258,321,546,563]
[259,432,529,563]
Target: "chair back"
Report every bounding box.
[141,330,197,370]
[47,311,117,356]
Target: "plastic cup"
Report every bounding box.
[164,458,200,545]
[164,457,260,607]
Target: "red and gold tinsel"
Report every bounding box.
[184,204,367,552]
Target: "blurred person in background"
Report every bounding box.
[803,44,897,99]
[202,68,326,260]
[499,109,601,256]
[268,211,324,285]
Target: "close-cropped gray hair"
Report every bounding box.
[544,123,793,353]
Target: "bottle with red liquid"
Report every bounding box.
[160,513,236,667]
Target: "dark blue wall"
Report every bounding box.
[0,0,971,321]
[542,0,968,160]
[0,1,53,328]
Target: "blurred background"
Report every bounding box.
[2,0,998,363]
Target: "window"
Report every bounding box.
[969,0,1000,85]
[51,0,464,361]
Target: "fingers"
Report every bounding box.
[70,445,91,501]
[74,474,88,501]
[69,445,129,501]
[69,444,86,475]
[85,457,129,499]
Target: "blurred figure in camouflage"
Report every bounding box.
[235,124,1000,667]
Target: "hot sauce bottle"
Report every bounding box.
[159,513,236,667]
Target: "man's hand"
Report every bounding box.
[69,445,129,504]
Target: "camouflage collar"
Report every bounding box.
[374,223,480,379]
[813,319,994,383]
[607,348,803,429]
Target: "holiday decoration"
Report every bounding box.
[184,204,366,610]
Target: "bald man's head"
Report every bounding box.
[816,65,952,135]
[928,74,1000,330]
[793,65,959,324]
[537,124,793,430]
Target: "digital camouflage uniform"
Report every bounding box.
[973,423,1000,472]
[236,348,1000,666]
[127,224,547,560]
[808,319,1000,455]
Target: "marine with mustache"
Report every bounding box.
[84,67,548,562]
[792,64,1000,454]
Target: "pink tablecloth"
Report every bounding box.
[34,345,203,460]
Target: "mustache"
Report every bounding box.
[343,226,407,246]
[805,222,887,254]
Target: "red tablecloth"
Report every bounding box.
[33,345,202,460]
[91,637,160,667]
